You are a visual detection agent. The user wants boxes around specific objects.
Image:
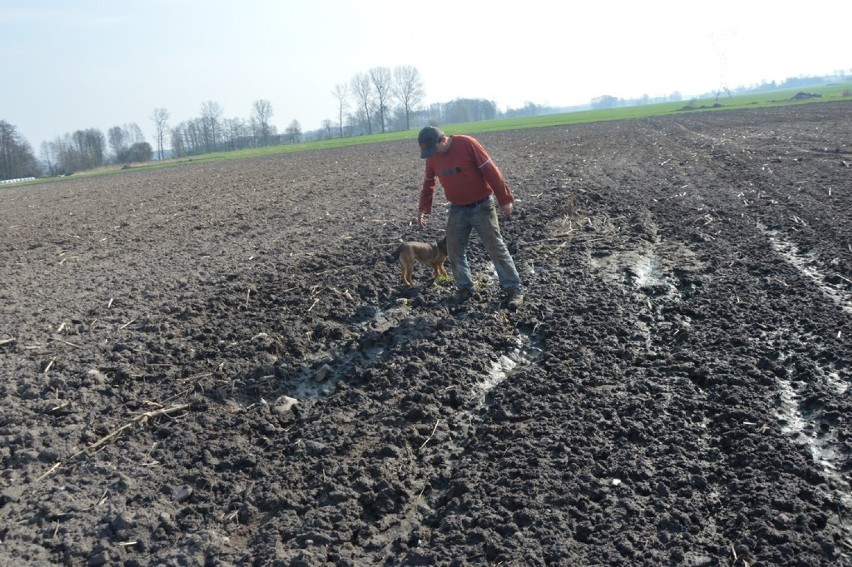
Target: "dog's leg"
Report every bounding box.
[401,261,415,287]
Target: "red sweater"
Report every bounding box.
[418,135,514,214]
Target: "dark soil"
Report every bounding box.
[1,102,851,566]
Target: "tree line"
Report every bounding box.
[0,121,39,181]
[166,65,437,158]
[1,64,538,180]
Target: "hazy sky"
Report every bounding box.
[2,0,849,149]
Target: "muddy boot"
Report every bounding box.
[505,289,524,311]
[453,287,473,304]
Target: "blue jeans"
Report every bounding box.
[446,196,522,293]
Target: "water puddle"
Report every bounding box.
[273,301,415,402]
[278,345,366,401]
[276,297,548,410]
[759,223,852,314]
[760,329,852,544]
[630,254,664,288]
[590,247,694,301]
[776,379,843,473]
[776,377,852,520]
[473,331,543,407]
[827,372,848,395]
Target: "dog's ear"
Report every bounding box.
[388,243,403,263]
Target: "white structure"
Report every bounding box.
[0,177,36,184]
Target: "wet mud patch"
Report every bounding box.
[759,222,852,315]
[475,328,544,409]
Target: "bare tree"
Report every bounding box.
[107,126,127,162]
[40,140,57,176]
[284,120,302,144]
[393,65,425,131]
[200,101,223,152]
[350,72,374,135]
[170,128,186,158]
[440,98,498,123]
[66,128,105,171]
[0,120,39,180]
[125,123,145,144]
[369,66,393,133]
[186,119,204,154]
[170,120,202,158]
[331,83,348,138]
[251,99,274,146]
[345,112,359,136]
[223,117,253,151]
[50,135,73,174]
[321,119,334,140]
[151,108,169,161]
[106,123,146,163]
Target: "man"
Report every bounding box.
[416,126,523,310]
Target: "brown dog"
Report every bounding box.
[394,236,449,288]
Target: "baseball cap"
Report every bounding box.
[418,126,443,159]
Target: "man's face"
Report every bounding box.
[434,135,448,155]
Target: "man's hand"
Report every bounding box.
[500,202,513,219]
[417,211,429,227]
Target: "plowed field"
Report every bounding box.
[1,102,850,566]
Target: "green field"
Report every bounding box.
[20,81,852,183]
[213,81,852,154]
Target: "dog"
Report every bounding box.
[392,236,449,288]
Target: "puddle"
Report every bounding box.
[590,246,697,301]
[274,301,414,402]
[362,304,546,411]
[776,377,852,511]
[630,254,664,288]
[275,297,548,409]
[759,223,852,314]
[476,354,519,402]
[473,331,543,407]
[759,328,852,542]
[278,346,365,401]
[827,372,848,395]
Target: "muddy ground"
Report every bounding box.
[1,102,850,566]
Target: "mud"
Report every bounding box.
[1,102,850,566]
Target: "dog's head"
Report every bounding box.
[436,236,447,256]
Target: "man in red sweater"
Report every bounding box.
[416,126,523,309]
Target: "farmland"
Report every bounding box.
[1,101,850,565]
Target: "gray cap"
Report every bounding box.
[418,126,443,158]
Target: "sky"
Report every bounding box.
[1,0,850,150]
